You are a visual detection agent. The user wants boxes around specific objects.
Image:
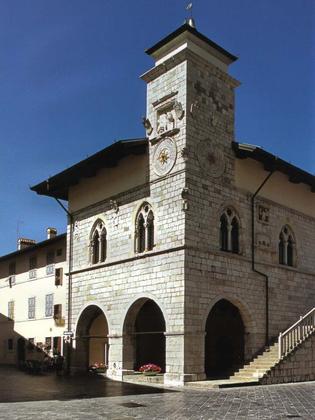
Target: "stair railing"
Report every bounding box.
[278,307,315,359]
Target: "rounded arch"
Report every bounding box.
[74,303,109,371]
[202,294,256,334]
[120,294,169,334]
[204,298,246,378]
[74,301,110,338]
[122,296,167,372]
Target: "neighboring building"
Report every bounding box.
[0,229,67,365]
[27,22,315,385]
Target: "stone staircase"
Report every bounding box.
[229,342,279,383]
[187,307,315,389]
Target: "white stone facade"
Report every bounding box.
[30,24,315,385]
[0,234,67,365]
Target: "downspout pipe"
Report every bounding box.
[251,170,274,346]
[54,197,73,375]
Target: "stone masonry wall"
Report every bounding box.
[183,50,315,379]
[261,333,315,384]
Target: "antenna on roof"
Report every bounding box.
[185,2,196,29]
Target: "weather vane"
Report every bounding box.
[185,2,196,28]
[186,2,193,17]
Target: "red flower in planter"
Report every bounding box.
[139,363,161,373]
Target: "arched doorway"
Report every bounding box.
[205,299,245,378]
[75,305,109,370]
[123,298,166,372]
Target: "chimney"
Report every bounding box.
[18,238,36,250]
[47,227,57,240]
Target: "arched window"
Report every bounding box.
[219,208,240,254]
[220,214,228,251]
[90,220,107,264]
[231,217,239,253]
[279,226,296,267]
[135,203,155,253]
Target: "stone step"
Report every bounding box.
[186,378,260,389]
[244,359,279,368]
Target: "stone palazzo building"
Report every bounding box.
[32,23,315,385]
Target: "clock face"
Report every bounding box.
[153,138,177,176]
[197,141,225,178]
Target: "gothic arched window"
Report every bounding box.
[135,203,155,253]
[279,226,296,267]
[90,220,107,264]
[219,208,240,254]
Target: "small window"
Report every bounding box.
[90,220,107,264]
[279,225,296,267]
[9,262,16,276]
[45,294,54,317]
[28,297,36,319]
[135,203,155,253]
[219,208,240,254]
[8,338,14,351]
[29,256,37,270]
[54,304,62,320]
[55,268,63,286]
[46,251,55,265]
[56,248,62,257]
[8,301,14,320]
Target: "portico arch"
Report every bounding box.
[122,297,166,372]
[204,297,251,379]
[74,304,109,370]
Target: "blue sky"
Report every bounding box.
[0,0,314,255]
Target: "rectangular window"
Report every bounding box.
[53,304,62,319]
[45,294,54,317]
[55,268,63,286]
[46,264,54,275]
[9,262,16,275]
[56,248,62,257]
[46,251,55,265]
[8,338,14,351]
[29,256,37,270]
[8,301,14,320]
[28,297,36,319]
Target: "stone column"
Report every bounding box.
[164,331,185,385]
[184,331,207,382]
[106,334,123,381]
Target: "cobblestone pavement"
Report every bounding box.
[0,367,315,419]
